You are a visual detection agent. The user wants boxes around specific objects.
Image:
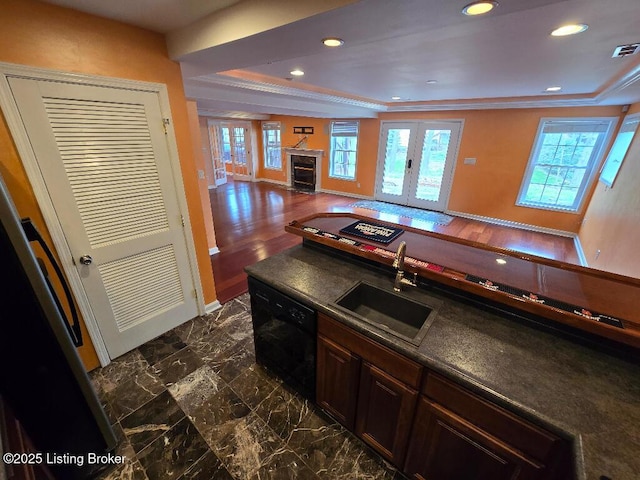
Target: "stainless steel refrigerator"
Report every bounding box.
[0,172,117,479]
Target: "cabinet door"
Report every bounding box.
[317,335,361,430]
[404,397,545,480]
[355,362,418,465]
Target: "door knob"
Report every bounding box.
[79,255,93,265]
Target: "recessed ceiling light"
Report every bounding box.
[290,69,305,76]
[545,86,562,92]
[551,24,588,36]
[462,1,498,16]
[426,80,438,84]
[391,96,402,100]
[322,37,344,47]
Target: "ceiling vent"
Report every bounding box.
[612,43,640,58]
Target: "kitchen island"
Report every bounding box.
[245,214,640,480]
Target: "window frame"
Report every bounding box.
[599,114,639,187]
[261,121,282,170]
[516,117,616,213]
[329,120,359,180]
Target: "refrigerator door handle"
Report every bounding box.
[21,218,83,347]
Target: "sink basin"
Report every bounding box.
[335,282,439,345]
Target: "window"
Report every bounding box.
[517,118,616,212]
[599,114,639,187]
[329,120,359,179]
[262,122,282,170]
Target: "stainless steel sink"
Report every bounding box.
[335,282,439,345]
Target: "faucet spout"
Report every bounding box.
[393,241,406,271]
[393,241,416,292]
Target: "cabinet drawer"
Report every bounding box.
[319,313,422,389]
[423,372,561,463]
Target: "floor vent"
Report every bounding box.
[612,43,640,58]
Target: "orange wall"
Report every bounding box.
[255,115,377,196]
[379,107,623,232]
[257,107,624,232]
[186,101,219,260]
[0,0,216,370]
[578,102,640,277]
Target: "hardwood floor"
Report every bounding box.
[209,180,579,303]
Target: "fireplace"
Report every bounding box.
[291,155,316,191]
[285,148,323,192]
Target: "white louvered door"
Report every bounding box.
[8,77,199,359]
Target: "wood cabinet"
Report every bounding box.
[355,362,418,465]
[316,314,569,479]
[317,314,421,465]
[1,396,56,480]
[317,335,360,430]
[404,373,566,480]
[404,397,544,480]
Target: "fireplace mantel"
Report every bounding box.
[284,149,324,190]
[284,148,324,157]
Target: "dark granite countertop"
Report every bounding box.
[245,243,640,480]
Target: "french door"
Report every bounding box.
[207,120,227,186]
[375,121,463,211]
[221,122,252,181]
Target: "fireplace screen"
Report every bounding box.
[291,155,316,191]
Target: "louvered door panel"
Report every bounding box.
[99,245,184,331]
[43,98,169,248]
[8,77,199,359]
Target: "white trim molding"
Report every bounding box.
[319,189,373,200]
[573,236,588,267]
[205,300,222,314]
[446,210,576,238]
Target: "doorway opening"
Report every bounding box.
[207,120,256,184]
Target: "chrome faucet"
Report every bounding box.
[393,241,417,291]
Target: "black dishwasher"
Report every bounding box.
[248,277,317,400]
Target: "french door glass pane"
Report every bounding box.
[415,129,451,202]
[221,128,231,162]
[382,128,410,196]
[232,127,247,165]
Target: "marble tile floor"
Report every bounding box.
[89,294,407,480]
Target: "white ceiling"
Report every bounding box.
[43,0,640,118]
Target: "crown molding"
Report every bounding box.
[595,62,640,104]
[197,108,270,120]
[188,66,640,118]
[386,97,602,112]
[193,73,387,112]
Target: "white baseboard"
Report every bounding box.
[255,179,374,201]
[209,246,220,255]
[446,210,576,238]
[205,300,222,314]
[256,178,289,186]
[573,236,588,267]
[318,188,374,200]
